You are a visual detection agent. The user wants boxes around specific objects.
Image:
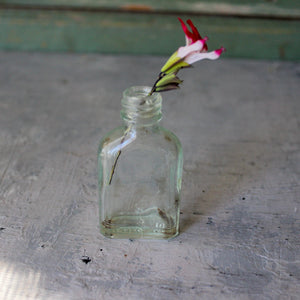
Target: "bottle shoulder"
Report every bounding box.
[158,126,182,149]
[99,125,182,154]
[99,126,125,148]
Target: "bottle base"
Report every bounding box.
[100,207,179,239]
[100,226,179,240]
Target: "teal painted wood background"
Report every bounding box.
[0,0,299,60]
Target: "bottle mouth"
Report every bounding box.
[123,86,150,98]
[121,86,162,125]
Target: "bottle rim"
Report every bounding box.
[121,86,162,125]
[122,86,161,105]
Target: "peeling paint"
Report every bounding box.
[121,4,153,12]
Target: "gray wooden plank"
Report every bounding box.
[0,52,299,299]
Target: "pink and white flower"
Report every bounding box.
[177,18,225,64]
[162,18,225,73]
[151,18,225,94]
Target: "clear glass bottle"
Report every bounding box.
[98,86,183,239]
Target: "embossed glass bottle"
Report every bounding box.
[98,86,183,239]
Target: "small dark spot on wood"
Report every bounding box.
[219,271,239,276]
[81,256,91,264]
[100,248,103,251]
[202,190,205,193]
[249,161,255,166]
[289,273,293,277]
[164,135,172,142]
[193,211,202,215]
[124,254,127,257]
[180,211,183,215]
[0,227,5,231]
[160,286,174,291]
[278,226,281,229]
[285,238,289,241]
[206,217,213,225]
[279,44,286,59]
[191,286,195,289]
[129,239,134,242]
[242,197,246,200]
[207,264,217,271]
[41,244,45,248]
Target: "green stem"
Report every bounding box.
[108,126,131,185]
[109,81,160,185]
[149,72,164,96]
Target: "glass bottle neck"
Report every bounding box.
[121,86,162,127]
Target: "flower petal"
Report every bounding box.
[186,20,201,41]
[215,47,226,56]
[177,39,207,59]
[184,47,225,64]
[186,19,208,51]
[178,17,194,45]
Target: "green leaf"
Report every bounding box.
[154,83,180,92]
[155,72,183,88]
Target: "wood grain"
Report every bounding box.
[3,0,300,18]
[0,1,300,60]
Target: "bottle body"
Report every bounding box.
[98,87,183,239]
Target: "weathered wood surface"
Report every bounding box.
[0,0,300,60]
[3,0,300,17]
[0,52,299,299]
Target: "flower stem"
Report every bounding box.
[149,72,164,96]
[108,149,121,185]
[108,89,154,185]
[108,126,131,185]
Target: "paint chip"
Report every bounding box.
[206,217,213,225]
[81,255,92,264]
